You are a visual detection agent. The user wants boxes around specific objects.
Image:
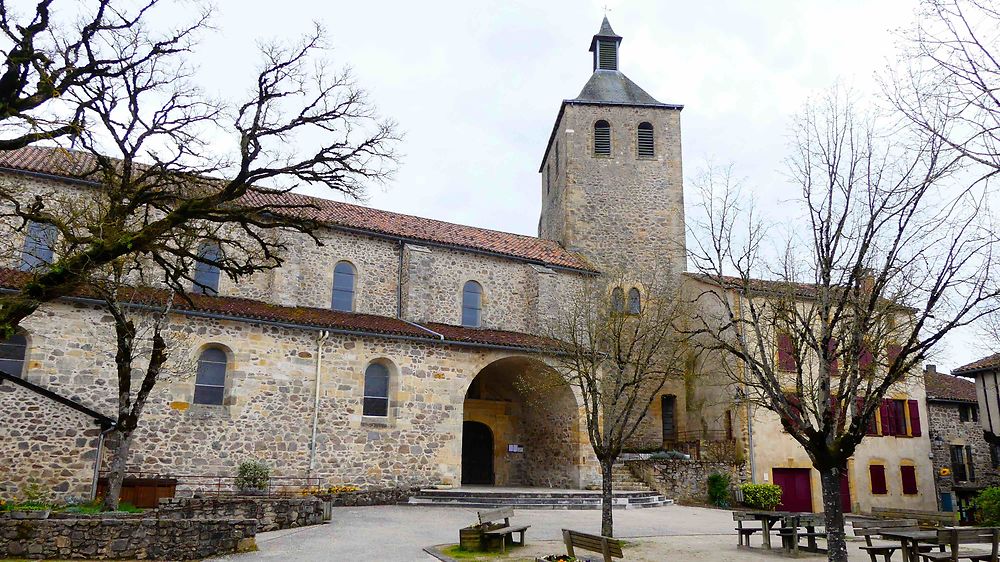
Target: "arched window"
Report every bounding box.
[363,362,390,417]
[193,348,227,405]
[332,261,357,312]
[193,242,221,295]
[594,120,611,156]
[19,221,57,271]
[628,288,642,314]
[611,287,625,313]
[637,122,654,158]
[0,333,28,377]
[462,281,483,327]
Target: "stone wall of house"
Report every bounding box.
[0,517,256,560]
[157,496,323,532]
[0,377,104,500]
[626,459,746,504]
[322,487,418,506]
[6,300,599,496]
[927,400,1000,504]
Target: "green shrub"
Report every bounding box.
[649,450,687,460]
[235,459,271,491]
[707,472,731,507]
[740,483,782,510]
[975,486,1000,525]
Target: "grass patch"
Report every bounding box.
[439,543,526,560]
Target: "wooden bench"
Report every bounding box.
[778,513,826,554]
[477,507,529,553]
[562,529,624,562]
[872,508,960,529]
[853,518,923,562]
[733,511,764,547]
[919,527,1000,562]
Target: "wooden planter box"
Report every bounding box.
[459,525,484,551]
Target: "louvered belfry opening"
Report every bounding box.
[594,120,611,155]
[637,122,654,158]
[597,39,618,70]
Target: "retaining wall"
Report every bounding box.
[626,459,746,504]
[158,496,324,532]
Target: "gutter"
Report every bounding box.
[90,425,116,501]
[308,330,330,478]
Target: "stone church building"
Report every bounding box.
[0,18,937,514]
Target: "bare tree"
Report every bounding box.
[0,21,399,336]
[688,92,1000,562]
[0,0,206,150]
[531,271,689,537]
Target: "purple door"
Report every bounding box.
[773,468,813,512]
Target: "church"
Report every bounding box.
[0,18,936,514]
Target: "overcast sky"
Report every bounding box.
[35,0,975,370]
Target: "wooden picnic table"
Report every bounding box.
[879,529,940,562]
[736,510,800,550]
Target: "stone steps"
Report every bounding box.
[405,488,672,510]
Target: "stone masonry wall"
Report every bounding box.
[626,459,746,504]
[927,400,1000,504]
[0,378,104,499]
[158,496,323,532]
[0,517,256,560]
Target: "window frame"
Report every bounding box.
[626,287,641,315]
[19,221,57,271]
[362,362,391,418]
[593,120,612,156]
[637,122,655,159]
[331,260,357,312]
[611,287,625,313]
[0,333,28,378]
[461,280,483,328]
[193,347,228,406]
[193,242,222,296]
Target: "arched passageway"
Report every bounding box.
[461,356,580,488]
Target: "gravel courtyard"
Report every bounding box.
[207,504,884,561]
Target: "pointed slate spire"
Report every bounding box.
[589,17,623,71]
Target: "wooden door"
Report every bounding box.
[661,395,677,441]
[772,468,813,512]
[461,421,494,485]
[839,471,852,513]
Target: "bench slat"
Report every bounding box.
[563,529,624,559]
[478,507,514,525]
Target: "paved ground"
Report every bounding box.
[207,504,885,561]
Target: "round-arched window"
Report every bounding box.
[628,288,642,314]
[611,287,625,313]
[462,281,483,327]
[363,363,390,417]
[332,261,357,312]
[193,348,228,405]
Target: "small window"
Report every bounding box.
[332,261,357,312]
[0,333,28,377]
[597,40,617,70]
[19,221,57,271]
[594,120,611,156]
[637,122,654,158]
[869,464,887,495]
[991,443,1000,469]
[627,288,641,314]
[363,363,390,417]
[950,444,976,481]
[959,404,979,423]
[193,348,227,405]
[193,243,222,295]
[461,281,482,327]
[900,465,918,495]
[611,287,625,313]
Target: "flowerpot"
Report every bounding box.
[10,509,50,520]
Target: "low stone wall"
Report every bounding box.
[0,517,256,560]
[158,496,324,532]
[319,487,418,507]
[626,459,746,504]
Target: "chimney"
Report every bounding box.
[925,364,937,375]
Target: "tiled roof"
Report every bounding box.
[953,353,1000,376]
[0,146,595,272]
[684,272,828,299]
[0,268,560,352]
[925,370,977,403]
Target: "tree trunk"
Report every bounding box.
[101,429,133,512]
[601,458,614,537]
[819,466,848,562]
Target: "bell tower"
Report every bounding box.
[538,17,685,280]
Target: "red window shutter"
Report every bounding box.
[778,333,796,372]
[869,464,887,495]
[887,344,902,367]
[900,465,918,494]
[857,397,878,436]
[880,399,893,436]
[907,400,921,437]
[859,343,874,372]
[783,392,803,430]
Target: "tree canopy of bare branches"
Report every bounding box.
[533,270,689,537]
[689,91,1000,562]
[0,4,399,337]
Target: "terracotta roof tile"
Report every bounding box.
[0,268,557,352]
[953,353,1000,376]
[0,146,595,272]
[925,369,977,402]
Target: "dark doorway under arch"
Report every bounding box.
[462,421,494,485]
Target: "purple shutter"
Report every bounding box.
[880,399,893,436]
[907,400,921,437]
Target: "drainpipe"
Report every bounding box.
[308,330,330,480]
[90,424,116,501]
[397,240,404,318]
